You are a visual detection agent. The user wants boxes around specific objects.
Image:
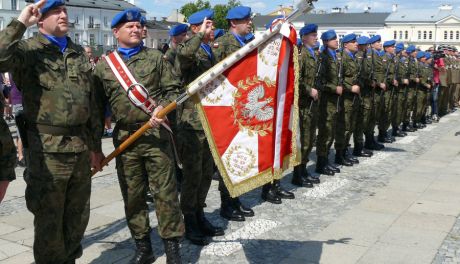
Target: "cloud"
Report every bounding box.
[246,1,267,11]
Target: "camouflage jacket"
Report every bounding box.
[370,49,385,84]
[163,47,177,67]
[382,53,396,85]
[408,57,419,82]
[175,32,216,130]
[0,19,101,153]
[93,47,181,133]
[212,32,243,62]
[342,50,359,94]
[356,50,371,89]
[298,46,317,107]
[418,62,430,87]
[319,50,339,95]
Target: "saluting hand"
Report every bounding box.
[199,18,214,38]
[18,0,46,27]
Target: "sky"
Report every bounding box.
[134,0,458,19]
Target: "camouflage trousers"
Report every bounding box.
[177,129,214,214]
[362,90,375,136]
[24,150,91,264]
[378,88,393,133]
[335,93,360,150]
[316,93,339,157]
[299,99,318,164]
[414,88,427,123]
[369,89,384,134]
[391,89,406,129]
[114,127,184,240]
[403,87,416,124]
[0,118,16,181]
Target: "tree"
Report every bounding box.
[180,0,242,30]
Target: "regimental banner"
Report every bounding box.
[196,23,300,197]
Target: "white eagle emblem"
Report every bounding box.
[242,85,274,122]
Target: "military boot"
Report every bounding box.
[184,214,208,245]
[301,164,320,184]
[220,195,245,222]
[344,148,359,164]
[403,122,416,132]
[197,209,224,237]
[315,156,335,176]
[131,237,156,264]
[273,179,295,199]
[353,143,373,157]
[232,198,254,217]
[261,183,282,204]
[163,238,181,264]
[335,150,353,166]
[292,165,315,187]
[391,127,406,137]
[371,134,385,150]
[378,131,392,143]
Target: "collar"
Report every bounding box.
[345,49,355,60]
[385,53,394,59]
[118,42,144,60]
[327,48,337,61]
[231,32,246,47]
[306,45,316,59]
[200,43,213,60]
[43,34,68,53]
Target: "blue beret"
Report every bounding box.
[226,6,251,20]
[383,40,396,47]
[395,42,405,53]
[342,33,357,43]
[245,33,254,42]
[300,24,318,36]
[416,51,425,59]
[169,23,188,37]
[425,53,432,60]
[406,45,416,53]
[214,29,225,39]
[265,15,283,29]
[188,9,214,25]
[367,35,381,44]
[140,16,147,26]
[357,36,369,45]
[321,30,337,41]
[35,0,65,15]
[111,8,142,28]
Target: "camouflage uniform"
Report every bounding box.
[0,91,16,182]
[368,49,385,139]
[414,61,430,123]
[403,57,418,127]
[378,52,395,139]
[164,47,177,67]
[391,54,407,132]
[357,49,376,148]
[174,32,216,215]
[0,19,101,263]
[93,47,184,240]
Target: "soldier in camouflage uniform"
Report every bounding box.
[212,7,266,213]
[401,45,419,132]
[0,86,16,202]
[390,43,409,138]
[174,9,225,245]
[93,9,183,264]
[164,24,189,67]
[0,0,104,262]
[315,30,345,174]
[413,51,432,127]
[293,24,321,187]
[334,33,360,166]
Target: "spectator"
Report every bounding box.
[433,52,446,121]
[6,73,25,166]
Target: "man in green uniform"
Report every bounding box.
[93,8,184,263]
[164,23,188,66]
[402,45,419,132]
[175,9,224,245]
[315,30,347,174]
[391,42,409,138]
[0,0,104,262]
[293,24,321,187]
[413,51,432,127]
[334,33,361,165]
[0,86,16,202]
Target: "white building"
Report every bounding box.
[0,0,144,54]
[384,4,460,50]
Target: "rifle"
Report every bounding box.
[370,48,378,118]
[308,53,322,114]
[413,58,421,123]
[352,50,365,106]
[380,52,392,113]
[337,43,345,113]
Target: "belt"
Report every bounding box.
[30,124,85,136]
[117,122,147,132]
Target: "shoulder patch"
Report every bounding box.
[213,43,219,48]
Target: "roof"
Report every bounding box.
[25,0,144,12]
[145,20,180,30]
[386,9,460,23]
[253,12,391,28]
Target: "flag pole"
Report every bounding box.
[91,0,317,176]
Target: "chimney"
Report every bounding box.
[331,7,341,14]
[392,4,398,12]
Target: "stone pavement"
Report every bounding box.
[1,112,460,264]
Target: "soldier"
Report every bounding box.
[164,23,189,66]
[0,84,16,203]
[354,36,374,157]
[212,6,261,215]
[334,33,361,166]
[93,8,183,263]
[0,0,104,262]
[315,29,345,174]
[366,35,387,149]
[378,40,397,143]
[422,52,434,125]
[402,45,419,131]
[413,51,431,127]
[174,9,225,245]
[293,24,322,187]
[391,42,409,137]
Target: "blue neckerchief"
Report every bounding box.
[400,57,407,62]
[44,34,68,53]
[386,53,394,59]
[118,43,143,60]
[346,50,355,60]
[378,50,385,57]
[200,43,213,60]
[231,32,246,47]
[327,48,337,61]
[306,46,316,60]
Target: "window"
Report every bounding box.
[89,34,95,46]
[444,31,448,40]
[450,31,454,40]
[423,31,427,40]
[104,17,108,27]
[112,36,117,46]
[399,31,403,39]
[11,0,17,10]
[74,33,80,44]
[417,31,421,40]
[393,30,397,39]
[104,34,109,45]
[429,31,433,40]
[369,34,375,37]
[89,16,94,28]
[405,31,408,39]
[75,16,79,25]
[457,31,460,40]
